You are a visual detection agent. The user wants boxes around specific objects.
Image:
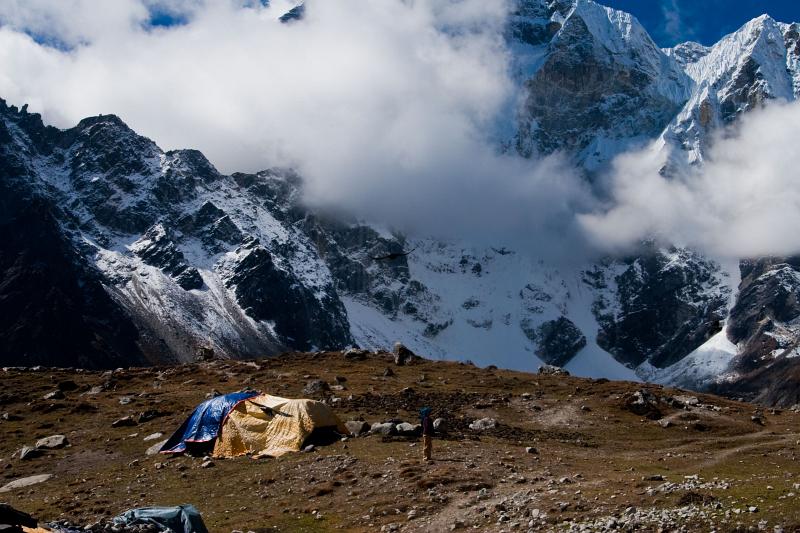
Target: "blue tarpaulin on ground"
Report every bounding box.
[160,391,258,454]
[112,504,208,533]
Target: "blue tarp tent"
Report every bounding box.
[160,391,258,454]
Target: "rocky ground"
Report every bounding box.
[1,351,799,532]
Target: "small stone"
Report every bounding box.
[303,444,315,453]
[201,460,215,468]
[143,432,164,442]
[433,417,447,433]
[382,367,395,377]
[146,439,168,456]
[112,415,137,428]
[43,390,65,401]
[525,447,538,454]
[119,396,133,405]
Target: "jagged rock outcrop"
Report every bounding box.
[587,247,730,369]
[533,317,587,367]
[509,0,690,171]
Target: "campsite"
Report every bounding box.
[2,350,799,532]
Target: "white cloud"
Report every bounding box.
[2,0,799,261]
[580,100,800,259]
[0,0,594,256]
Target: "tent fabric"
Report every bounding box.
[111,504,208,533]
[161,391,258,454]
[213,394,347,458]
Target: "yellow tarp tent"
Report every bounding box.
[213,394,347,458]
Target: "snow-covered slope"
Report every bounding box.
[661,15,800,167]
[2,1,800,405]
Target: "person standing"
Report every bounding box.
[420,406,433,461]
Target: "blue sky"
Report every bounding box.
[604,0,800,47]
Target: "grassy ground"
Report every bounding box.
[1,352,799,532]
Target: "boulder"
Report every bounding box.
[19,446,42,461]
[432,418,447,433]
[343,348,369,361]
[469,418,497,431]
[393,343,415,366]
[624,390,663,420]
[370,422,396,436]
[35,435,67,449]
[395,422,422,436]
[538,365,570,376]
[345,420,370,437]
[303,379,330,396]
[0,474,53,493]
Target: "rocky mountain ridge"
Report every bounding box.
[1,0,800,407]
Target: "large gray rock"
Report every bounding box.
[393,342,415,366]
[395,422,422,436]
[624,389,663,420]
[370,422,396,436]
[0,474,53,493]
[303,379,330,396]
[18,446,42,461]
[432,418,447,433]
[469,418,497,431]
[538,364,570,376]
[345,420,370,437]
[35,435,67,449]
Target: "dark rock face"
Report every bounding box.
[0,99,351,365]
[225,241,352,351]
[130,225,203,290]
[589,247,730,369]
[712,258,800,406]
[0,138,146,368]
[533,317,587,367]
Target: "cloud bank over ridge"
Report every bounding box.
[1,0,799,260]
